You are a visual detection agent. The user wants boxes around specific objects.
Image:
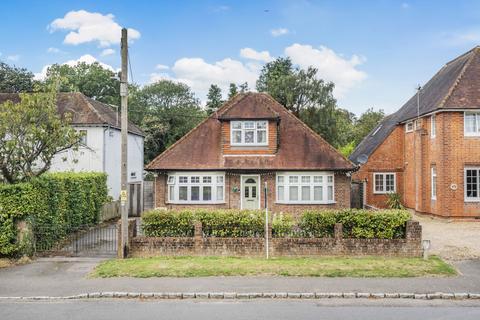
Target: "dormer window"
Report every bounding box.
[231,120,268,146]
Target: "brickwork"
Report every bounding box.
[154,172,350,213]
[129,220,422,258]
[354,111,480,218]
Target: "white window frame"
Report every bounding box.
[406,122,414,133]
[414,119,421,130]
[464,111,480,137]
[230,120,268,146]
[431,114,436,138]
[465,167,480,202]
[373,172,396,194]
[275,172,335,204]
[166,172,225,204]
[431,166,437,200]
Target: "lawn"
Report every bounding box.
[91,256,456,278]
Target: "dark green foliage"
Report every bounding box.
[141,209,411,240]
[386,192,405,209]
[0,62,35,93]
[206,84,223,115]
[0,172,108,257]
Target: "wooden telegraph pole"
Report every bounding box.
[119,28,129,258]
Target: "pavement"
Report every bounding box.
[1,257,480,297]
[1,299,480,320]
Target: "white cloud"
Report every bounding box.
[155,64,169,70]
[240,48,273,62]
[7,55,20,62]
[285,44,367,97]
[34,54,116,80]
[401,2,410,9]
[271,28,289,37]
[47,47,61,53]
[441,29,480,46]
[100,48,115,56]
[49,10,140,47]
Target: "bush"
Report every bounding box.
[142,210,195,237]
[140,208,412,240]
[0,172,108,257]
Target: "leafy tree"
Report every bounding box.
[256,57,294,106]
[353,108,385,145]
[0,61,35,93]
[0,90,81,183]
[206,84,223,115]
[130,80,206,162]
[43,62,121,105]
[228,83,238,99]
[238,82,249,93]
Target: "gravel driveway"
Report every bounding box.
[414,213,480,260]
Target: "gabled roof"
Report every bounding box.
[350,46,480,165]
[147,93,354,171]
[0,92,144,136]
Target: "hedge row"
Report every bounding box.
[0,172,108,257]
[141,209,411,239]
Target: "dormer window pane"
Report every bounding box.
[257,130,266,143]
[257,121,267,129]
[232,121,242,129]
[230,120,268,146]
[244,121,255,129]
[232,130,242,143]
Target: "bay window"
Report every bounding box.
[167,172,225,203]
[465,168,480,202]
[374,173,396,194]
[231,120,268,146]
[276,172,335,204]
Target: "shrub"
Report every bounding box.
[197,209,264,237]
[0,172,108,257]
[142,210,195,237]
[386,192,404,209]
[271,213,295,237]
[298,210,339,237]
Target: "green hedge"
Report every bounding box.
[141,209,412,239]
[0,172,108,257]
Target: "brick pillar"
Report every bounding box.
[405,220,422,257]
[194,222,203,254]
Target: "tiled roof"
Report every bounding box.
[146,93,355,171]
[0,92,144,136]
[350,46,480,164]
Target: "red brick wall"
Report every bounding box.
[154,172,351,213]
[352,126,404,208]
[354,111,480,218]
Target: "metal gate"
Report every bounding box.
[33,223,118,257]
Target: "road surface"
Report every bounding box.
[1,299,480,320]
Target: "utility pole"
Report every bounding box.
[119,28,129,258]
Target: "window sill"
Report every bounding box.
[464,133,480,137]
[373,191,397,195]
[231,143,269,147]
[275,201,336,205]
[465,199,480,203]
[167,201,226,205]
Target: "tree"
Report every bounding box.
[131,80,206,162]
[43,62,121,105]
[238,82,249,93]
[0,91,81,183]
[206,84,223,115]
[0,61,35,93]
[353,108,385,145]
[228,83,238,99]
[256,57,294,106]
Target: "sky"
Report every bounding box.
[1,0,480,116]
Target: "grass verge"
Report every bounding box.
[91,256,456,278]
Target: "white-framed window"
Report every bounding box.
[464,111,480,136]
[431,166,437,200]
[431,115,436,138]
[276,172,335,204]
[230,120,268,146]
[406,122,414,133]
[373,173,396,194]
[166,172,225,204]
[79,129,87,145]
[465,167,480,202]
[414,119,421,130]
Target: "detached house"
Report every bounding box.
[351,47,480,219]
[0,92,145,212]
[146,93,354,212]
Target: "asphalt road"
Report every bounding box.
[1,299,480,320]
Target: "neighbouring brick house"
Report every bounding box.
[146,93,355,213]
[351,46,480,219]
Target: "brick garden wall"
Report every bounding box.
[129,220,422,258]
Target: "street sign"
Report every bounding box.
[120,189,127,205]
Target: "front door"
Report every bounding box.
[242,176,259,210]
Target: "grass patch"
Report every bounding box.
[91,256,456,278]
[0,256,31,269]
